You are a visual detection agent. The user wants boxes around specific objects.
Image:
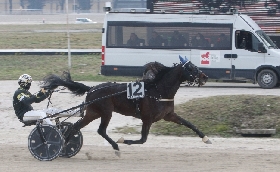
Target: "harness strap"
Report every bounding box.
[135,99,141,118]
[47,91,53,108]
[43,90,127,119]
[158,99,174,101]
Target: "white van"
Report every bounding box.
[101,9,280,89]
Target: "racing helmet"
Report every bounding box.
[18,74,32,88]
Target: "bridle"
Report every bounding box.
[182,61,207,87]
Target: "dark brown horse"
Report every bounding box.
[41,57,211,156]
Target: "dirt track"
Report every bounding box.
[1,81,280,172]
[1,132,280,172]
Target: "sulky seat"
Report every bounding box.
[20,120,38,127]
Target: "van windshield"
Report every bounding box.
[256,30,278,49]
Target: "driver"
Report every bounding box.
[13,74,52,125]
[13,74,84,126]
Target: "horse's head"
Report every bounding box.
[179,56,208,86]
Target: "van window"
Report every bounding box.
[112,0,147,9]
[235,30,261,52]
[252,34,261,52]
[106,21,232,50]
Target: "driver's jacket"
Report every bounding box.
[13,87,50,120]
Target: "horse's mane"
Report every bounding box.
[142,61,172,83]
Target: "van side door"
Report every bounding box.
[190,31,233,80]
[231,30,265,80]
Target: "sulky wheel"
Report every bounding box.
[28,124,64,161]
[59,122,83,158]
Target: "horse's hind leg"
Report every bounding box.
[65,109,100,143]
[73,109,101,130]
[97,113,120,152]
[164,112,212,144]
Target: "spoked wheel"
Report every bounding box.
[28,125,64,161]
[59,122,83,158]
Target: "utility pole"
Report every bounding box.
[66,0,71,69]
[74,0,76,13]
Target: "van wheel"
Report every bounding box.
[257,69,278,89]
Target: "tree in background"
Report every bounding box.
[77,0,92,11]
[27,0,45,9]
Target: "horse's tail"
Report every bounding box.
[40,71,91,96]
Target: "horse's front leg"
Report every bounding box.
[117,121,152,145]
[164,112,212,144]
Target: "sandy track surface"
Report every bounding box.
[1,81,280,172]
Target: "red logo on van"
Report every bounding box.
[201,52,210,65]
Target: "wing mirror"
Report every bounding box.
[258,43,267,53]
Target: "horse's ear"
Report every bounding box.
[179,55,185,63]
[184,56,189,62]
[179,55,189,64]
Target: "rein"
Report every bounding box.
[46,87,67,108]
[43,88,127,120]
[88,83,126,93]
[47,92,52,108]
[43,83,131,121]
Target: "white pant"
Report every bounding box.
[43,108,81,117]
[23,110,52,125]
[23,108,81,125]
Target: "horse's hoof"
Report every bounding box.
[115,150,121,158]
[117,137,124,143]
[205,139,212,144]
[202,136,212,144]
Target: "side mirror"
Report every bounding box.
[258,42,267,53]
